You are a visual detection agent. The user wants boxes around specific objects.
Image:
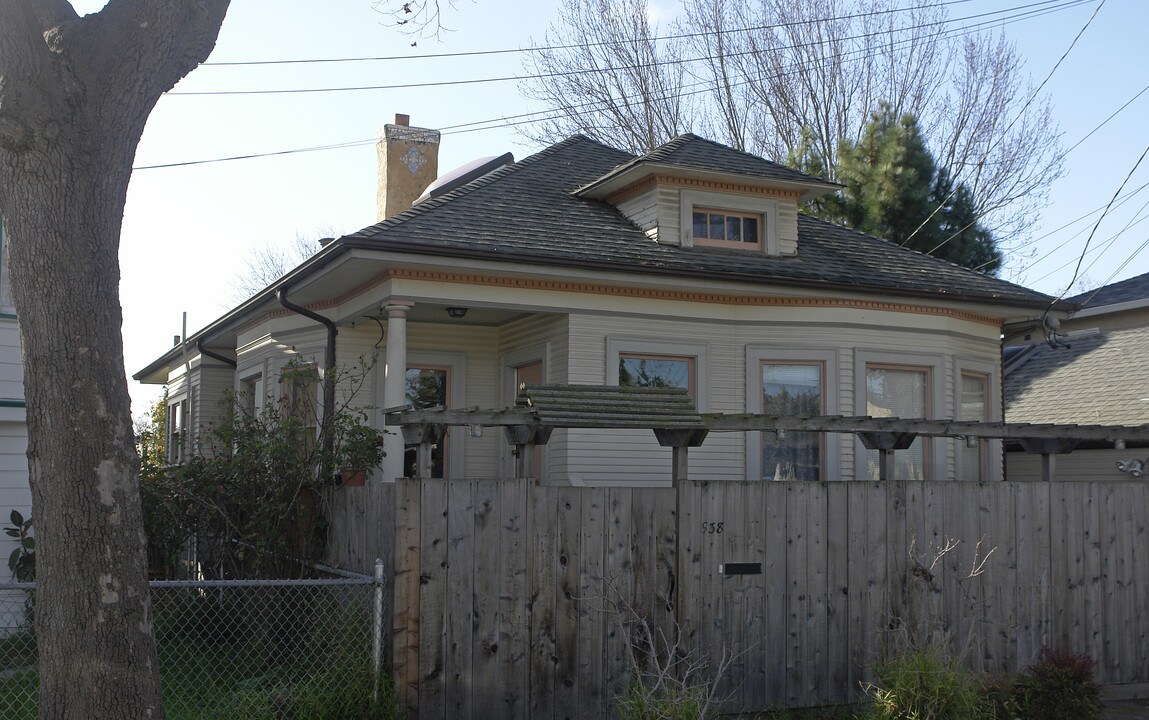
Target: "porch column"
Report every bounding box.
[382,301,414,482]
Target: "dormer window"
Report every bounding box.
[692,208,761,249]
[680,189,779,254]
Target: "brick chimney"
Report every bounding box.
[376,114,440,221]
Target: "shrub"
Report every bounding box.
[1017,646,1100,720]
[864,647,986,720]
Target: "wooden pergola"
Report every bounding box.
[386,384,1149,483]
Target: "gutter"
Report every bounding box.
[276,282,338,482]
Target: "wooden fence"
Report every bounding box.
[325,479,1149,718]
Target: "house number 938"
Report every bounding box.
[702,522,724,534]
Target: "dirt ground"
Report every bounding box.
[1105,699,1149,719]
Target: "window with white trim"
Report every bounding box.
[680,189,778,254]
[607,338,708,409]
[959,371,990,482]
[166,396,188,465]
[747,347,839,482]
[761,362,823,481]
[864,364,931,481]
[619,353,694,396]
[692,208,761,249]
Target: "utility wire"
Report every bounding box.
[899,0,1104,252]
[195,0,986,67]
[168,0,1086,96]
[1045,143,1149,311]
[136,0,1084,169]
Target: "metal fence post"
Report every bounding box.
[372,557,385,708]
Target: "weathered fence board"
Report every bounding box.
[327,480,1149,719]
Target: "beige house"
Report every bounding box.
[136,117,1058,485]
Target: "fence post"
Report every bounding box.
[373,557,385,708]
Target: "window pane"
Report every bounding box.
[709,213,725,240]
[762,363,821,481]
[865,366,928,481]
[743,217,759,244]
[692,211,708,239]
[619,356,691,392]
[960,373,988,481]
[726,216,741,242]
[405,367,448,477]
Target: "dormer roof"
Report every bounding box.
[575,133,841,201]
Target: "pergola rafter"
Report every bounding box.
[386,385,1149,482]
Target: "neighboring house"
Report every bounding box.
[136,116,1059,485]
[0,213,31,581]
[1005,273,1149,481]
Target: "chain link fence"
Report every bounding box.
[0,564,390,720]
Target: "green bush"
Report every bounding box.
[864,647,986,720]
[616,677,716,720]
[1016,646,1100,720]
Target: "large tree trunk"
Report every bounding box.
[0,2,229,718]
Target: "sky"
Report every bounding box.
[63,0,1149,417]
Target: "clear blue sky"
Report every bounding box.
[66,0,1148,416]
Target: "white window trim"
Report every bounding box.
[854,349,946,481]
[746,347,840,482]
[680,189,779,254]
[954,358,1002,482]
[407,351,467,478]
[606,337,709,411]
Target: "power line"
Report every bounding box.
[1047,143,1149,308]
[132,0,1084,171]
[168,0,1085,96]
[198,0,986,67]
[899,0,1104,253]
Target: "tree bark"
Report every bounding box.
[0,2,229,717]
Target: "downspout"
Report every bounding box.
[276,283,338,482]
[196,338,237,368]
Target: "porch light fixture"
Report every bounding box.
[446,307,468,319]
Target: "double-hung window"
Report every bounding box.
[959,371,990,481]
[761,362,823,481]
[747,348,838,482]
[864,364,931,481]
[166,397,188,465]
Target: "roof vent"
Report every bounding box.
[416,152,514,204]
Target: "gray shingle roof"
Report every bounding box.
[1005,327,1149,425]
[1067,271,1149,308]
[344,135,1053,308]
[590,133,838,189]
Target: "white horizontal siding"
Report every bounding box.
[565,309,1001,484]
[0,421,30,583]
[0,320,23,402]
[777,201,799,255]
[1006,448,1133,482]
[614,188,660,240]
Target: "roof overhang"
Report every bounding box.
[574,161,841,202]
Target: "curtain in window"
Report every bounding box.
[865,366,928,481]
[762,363,821,481]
